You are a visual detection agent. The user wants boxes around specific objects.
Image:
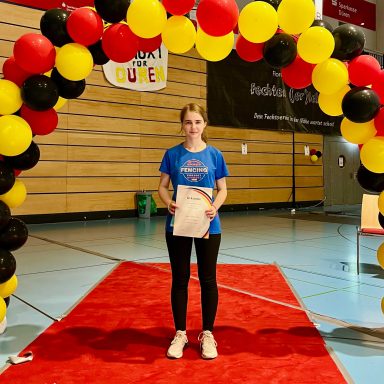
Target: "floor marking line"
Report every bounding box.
[30,235,124,262]
[220,235,340,251]
[12,295,58,321]
[17,262,116,277]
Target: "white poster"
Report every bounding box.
[102,44,168,91]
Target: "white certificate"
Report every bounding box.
[173,185,213,238]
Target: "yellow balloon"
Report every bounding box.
[0,298,5,323]
[277,0,315,35]
[360,137,384,173]
[0,275,18,299]
[127,0,167,39]
[196,29,234,62]
[162,16,196,54]
[238,2,278,43]
[0,79,23,115]
[340,118,376,144]
[312,59,349,95]
[0,179,27,208]
[377,242,384,269]
[297,26,335,64]
[382,297,384,315]
[378,191,384,216]
[54,96,68,111]
[318,85,350,116]
[0,115,32,156]
[310,154,318,162]
[56,43,93,81]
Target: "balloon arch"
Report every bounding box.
[1,0,384,321]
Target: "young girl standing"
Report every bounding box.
[158,103,229,359]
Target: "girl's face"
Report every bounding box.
[182,111,207,140]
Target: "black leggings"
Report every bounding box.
[165,232,221,332]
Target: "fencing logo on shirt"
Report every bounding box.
[180,159,208,182]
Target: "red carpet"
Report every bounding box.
[1,263,347,383]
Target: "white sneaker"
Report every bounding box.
[198,330,218,359]
[167,330,188,359]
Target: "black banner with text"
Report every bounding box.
[207,51,342,134]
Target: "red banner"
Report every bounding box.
[4,0,94,11]
[323,0,376,31]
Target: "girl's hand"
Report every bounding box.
[205,205,217,221]
[167,201,178,215]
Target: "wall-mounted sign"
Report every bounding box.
[103,45,168,91]
[338,155,345,168]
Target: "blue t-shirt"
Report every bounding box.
[159,143,229,234]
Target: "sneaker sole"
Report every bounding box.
[201,354,218,360]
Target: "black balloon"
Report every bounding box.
[51,68,86,99]
[263,33,297,69]
[88,40,110,66]
[332,24,365,61]
[94,0,130,23]
[311,19,333,33]
[342,87,380,123]
[315,151,322,158]
[0,217,29,252]
[4,296,10,308]
[4,142,40,171]
[0,162,15,195]
[356,164,384,193]
[263,0,281,10]
[0,249,16,284]
[0,201,11,232]
[21,75,59,111]
[40,8,72,47]
[379,212,384,229]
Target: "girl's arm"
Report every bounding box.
[158,172,177,214]
[206,177,227,220]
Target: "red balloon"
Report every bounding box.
[374,107,384,136]
[162,0,195,15]
[20,104,58,136]
[348,55,381,87]
[102,23,139,63]
[235,34,264,62]
[196,0,239,37]
[2,56,33,87]
[67,7,104,46]
[309,148,317,156]
[13,33,56,74]
[372,70,384,105]
[281,55,315,89]
[137,35,162,53]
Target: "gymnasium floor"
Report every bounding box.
[1,207,384,383]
